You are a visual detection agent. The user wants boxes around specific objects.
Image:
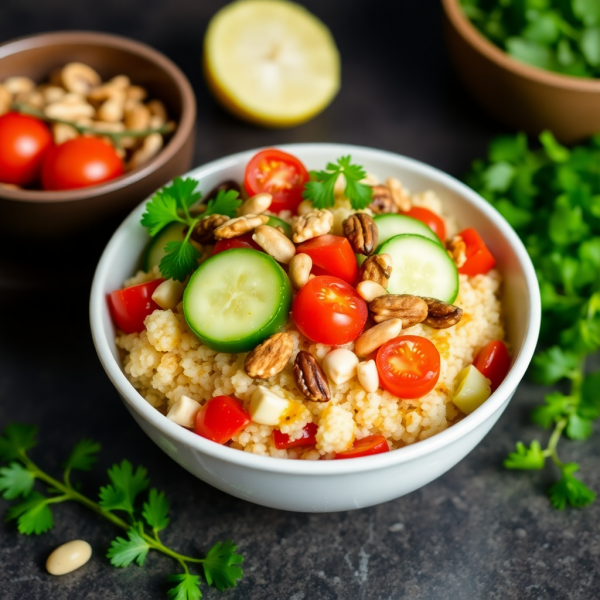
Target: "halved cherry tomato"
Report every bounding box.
[212,232,262,255]
[335,435,389,459]
[273,423,318,450]
[403,206,446,241]
[0,112,53,186]
[376,335,440,399]
[195,395,251,444]
[458,228,496,276]
[474,340,510,392]
[109,278,165,334]
[292,275,368,345]
[295,235,358,285]
[41,137,123,190]
[244,149,309,214]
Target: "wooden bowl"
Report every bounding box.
[0,31,196,238]
[442,0,600,143]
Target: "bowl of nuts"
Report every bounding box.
[0,31,195,238]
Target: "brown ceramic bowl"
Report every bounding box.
[442,0,600,143]
[0,31,196,238]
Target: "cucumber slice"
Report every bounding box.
[266,216,293,239]
[373,213,441,247]
[377,234,458,303]
[142,223,186,272]
[183,248,292,353]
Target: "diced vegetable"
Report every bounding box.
[166,395,201,428]
[377,234,459,303]
[183,248,292,352]
[334,435,389,459]
[474,340,510,392]
[108,278,164,334]
[402,206,446,241]
[452,365,492,415]
[194,395,251,444]
[458,228,496,276]
[295,234,358,285]
[273,423,317,450]
[142,223,185,272]
[151,279,184,310]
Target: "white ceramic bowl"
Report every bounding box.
[90,144,540,513]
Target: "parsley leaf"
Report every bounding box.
[142,488,170,532]
[159,240,202,282]
[99,460,149,514]
[548,463,596,509]
[302,155,373,210]
[6,491,53,534]
[205,189,241,219]
[532,392,573,429]
[530,347,580,385]
[504,440,545,470]
[0,423,37,461]
[202,540,244,591]
[0,462,35,500]
[141,190,185,237]
[107,527,150,567]
[162,177,202,210]
[63,439,101,473]
[167,573,202,600]
[566,414,594,441]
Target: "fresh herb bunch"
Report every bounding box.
[460,0,600,78]
[302,155,373,210]
[141,177,241,281]
[0,423,243,598]
[464,130,600,508]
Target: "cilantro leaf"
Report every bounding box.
[141,190,184,237]
[531,392,573,429]
[142,488,170,532]
[205,189,241,219]
[482,161,515,192]
[540,130,570,163]
[0,462,35,500]
[566,414,594,441]
[99,460,149,514]
[107,527,150,567]
[548,463,596,509]
[159,240,202,282]
[530,347,580,385]
[203,540,244,591]
[163,177,202,210]
[302,155,373,210]
[0,423,37,462]
[504,440,545,470]
[6,491,53,534]
[63,439,101,473]
[167,573,202,600]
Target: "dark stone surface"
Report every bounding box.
[0,1,598,599]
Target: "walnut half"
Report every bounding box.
[422,297,463,329]
[245,333,294,379]
[293,351,330,402]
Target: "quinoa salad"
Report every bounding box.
[110,149,509,461]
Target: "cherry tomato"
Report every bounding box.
[292,275,368,345]
[376,335,440,399]
[295,235,358,285]
[41,137,123,191]
[212,232,262,255]
[195,395,251,444]
[0,112,53,186]
[335,435,389,459]
[273,423,318,450]
[403,206,446,241]
[474,340,510,392]
[244,148,309,214]
[109,279,165,334]
[457,228,496,276]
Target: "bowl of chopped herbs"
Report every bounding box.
[442,0,600,142]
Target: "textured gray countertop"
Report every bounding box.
[1,1,598,598]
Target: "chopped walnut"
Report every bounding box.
[292,209,334,243]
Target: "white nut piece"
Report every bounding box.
[152,279,184,310]
[356,280,388,303]
[252,225,296,264]
[354,318,403,358]
[44,94,95,120]
[40,85,66,105]
[250,386,290,425]
[52,123,79,145]
[61,63,101,95]
[46,540,92,576]
[126,85,148,103]
[296,199,314,216]
[0,84,11,115]
[357,360,379,393]
[166,395,201,428]
[323,348,359,385]
[124,102,151,131]
[288,253,312,290]
[97,89,126,122]
[147,99,168,124]
[239,192,272,215]
[3,76,35,96]
[128,132,163,169]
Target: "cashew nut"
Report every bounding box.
[44,94,95,120]
[96,89,126,123]
[128,132,163,169]
[289,253,312,290]
[0,85,11,115]
[252,225,296,264]
[52,123,79,145]
[240,192,272,215]
[61,63,101,95]
[3,76,35,96]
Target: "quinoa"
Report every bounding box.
[116,187,505,460]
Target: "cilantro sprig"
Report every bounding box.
[0,423,243,598]
[141,177,241,281]
[302,155,373,210]
[465,130,600,509]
